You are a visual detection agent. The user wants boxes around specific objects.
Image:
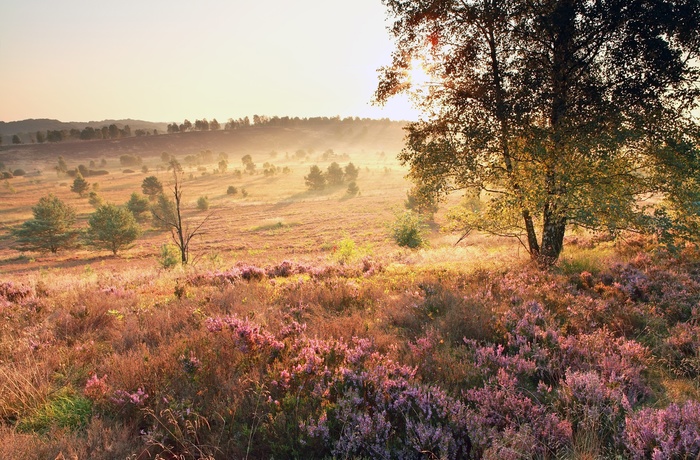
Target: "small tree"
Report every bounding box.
[142,176,163,200]
[70,173,90,197]
[151,163,210,264]
[126,192,150,220]
[86,204,140,255]
[326,162,344,186]
[344,162,359,182]
[197,196,209,211]
[390,211,428,249]
[305,165,326,191]
[12,194,80,253]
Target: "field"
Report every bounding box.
[1,122,699,459]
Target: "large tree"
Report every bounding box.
[86,204,140,255]
[377,0,700,266]
[12,194,80,253]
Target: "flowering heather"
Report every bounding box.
[112,387,149,406]
[83,374,109,401]
[0,281,33,304]
[625,400,700,459]
[205,315,284,353]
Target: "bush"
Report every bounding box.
[346,181,359,196]
[12,169,26,177]
[159,243,181,268]
[390,211,428,248]
[197,196,209,211]
[226,186,238,195]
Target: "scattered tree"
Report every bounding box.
[377,0,700,266]
[326,162,344,186]
[11,135,21,144]
[344,162,359,182]
[126,192,150,220]
[12,194,80,253]
[86,203,140,255]
[305,165,326,191]
[151,163,211,265]
[70,173,90,197]
[142,176,163,201]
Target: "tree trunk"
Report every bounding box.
[538,211,566,267]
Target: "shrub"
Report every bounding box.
[390,210,427,248]
[226,185,238,195]
[197,196,209,211]
[346,181,359,196]
[12,169,26,177]
[159,243,180,269]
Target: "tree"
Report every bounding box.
[241,154,256,173]
[11,134,21,144]
[305,165,327,190]
[36,131,45,144]
[12,194,80,253]
[71,173,90,197]
[86,204,140,255]
[344,162,359,182]
[126,192,150,220]
[377,0,700,266]
[151,163,210,264]
[326,162,344,186]
[142,176,163,200]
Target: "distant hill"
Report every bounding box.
[0,119,169,143]
[0,118,408,170]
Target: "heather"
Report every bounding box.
[1,243,700,459]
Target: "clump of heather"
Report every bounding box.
[624,400,700,459]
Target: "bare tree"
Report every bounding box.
[152,161,211,264]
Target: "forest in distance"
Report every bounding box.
[2,0,700,458]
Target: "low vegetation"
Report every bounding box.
[0,241,699,458]
[0,117,698,458]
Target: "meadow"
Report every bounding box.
[0,121,699,459]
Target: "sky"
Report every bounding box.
[0,0,419,123]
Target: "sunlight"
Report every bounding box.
[408,59,432,89]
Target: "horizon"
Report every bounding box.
[0,0,419,123]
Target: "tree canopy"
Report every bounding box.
[12,194,80,253]
[86,204,141,255]
[377,0,700,266]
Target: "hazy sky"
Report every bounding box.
[0,0,418,123]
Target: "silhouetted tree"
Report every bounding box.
[305,165,326,191]
[142,176,164,201]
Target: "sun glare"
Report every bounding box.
[408,60,432,89]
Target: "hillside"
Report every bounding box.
[0,119,406,172]
[0,119,169,144]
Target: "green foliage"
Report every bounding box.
[159,243,180,269]
[142,176,163,200]
[12,194,80,253]
[86,203,141,255]
[377,0,700,265]
[405,185,439,217]
[197,196,209,211]
[390,211,427,248]
[88,191,103,208]
[70,173,89,196]
[305,165,326,191]
[333,237,359,265]
[126,192,150,220]
[17,388,92,434]
[151,194,177,230]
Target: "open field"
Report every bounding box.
[1,123,700,459]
